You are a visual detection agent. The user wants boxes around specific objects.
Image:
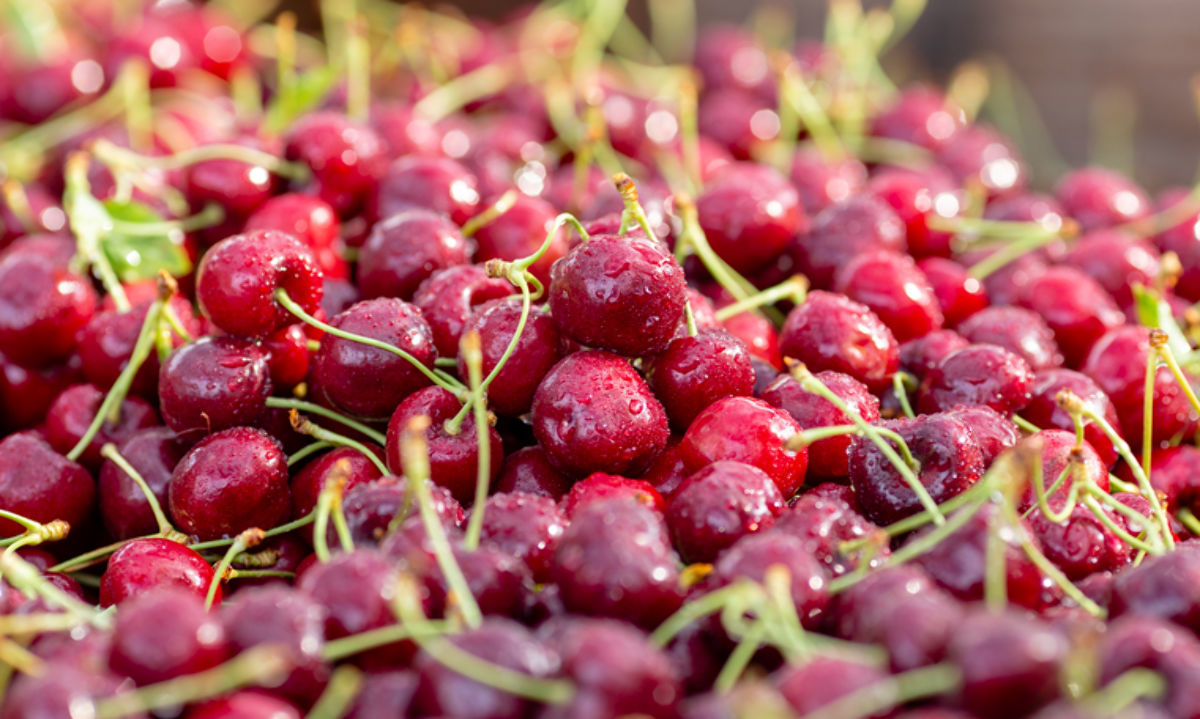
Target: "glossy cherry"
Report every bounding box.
[358,209,472,301]
[413,265,514,357]
[560,473,665,518]
[1022,368,1120,466]
[284,111,387,217]
[1055,166,1150,233]
[646,328,755,431]
[760,370,879,479]
[779,290,899,392]
[1018,265,1125,367]
[0,251,96,366]
[158,335,271,437]
[100,537,219,606]
[459,297,562,416]
[473,193,566,287]
[494,446,571,499]
[43,382,157,469]
[919,343,1034,414]
[697,162,806,275]
[869,85,964,152]
[915,257,989,327]
[372,155,481,225]
[109,587,228,685]
[473,491,567,582]
[680,396,807,497]
[0,431,94,537]
[244,193,345,279]
[832,249,944,341]
[956,306,1062,371]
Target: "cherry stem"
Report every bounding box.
[966,230,1066,281]
[461,189,518,237]
[1011,414,1040,433]
[275,288,468,398]
[676,76,702,192]
[413,61,515,124]
[1081,494,1161,555]
[322,619,451,661]
[614,173,657,240]
[288,440,334,467]
[1142,334,1159,484]
[289,409,389,476]
[100,443,181,540]
[776,53,845,163]
[713,275,809,322]
[789,362,940,524]
[650,580,756,648]
[647,0,695,62]
[64,151,132,312]
[265,396,387,445]
[311,458,356,562]
[1000,497,1106,618]
[983,504,1008,611]
[0,612,88,637]
[0,640,43,679]
[400,416,483,629]
[892,371,917,419]
[800,663,962,719]
[108,203,225,237]
[0,180,36,234]
[1086,668,1167,714]
[392,573,575,704]
[0,512,68,555]
[92,645,292,719]
[1155,336,1200,420]
[92,138,310,181]
[461,332,492,551]
[345,16,370,123]
[0,551,109,629]
[1180,507,1200,536]
[188,513,315,553]
[205,528,264,609]
[308,665,364,719]
[672,194,772,320]
[763,565,811,661]
[714,619,766,693]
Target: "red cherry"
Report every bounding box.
[679,396,807,498]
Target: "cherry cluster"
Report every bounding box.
[2,0,1200,717]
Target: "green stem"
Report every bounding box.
[289,410,390,477]
[461,189,518,237]
[264,397,387,445]
[800,663,962,719]
[64,152,131,312]
[892,372,916,419]
[188,513,315,552]
[307,665,363,719]
[0,552,108,629]
[413,62,515,124]
[288,440,334,467]
[322,620,449,661]
[673,195,759,304]
[650,581,757,648]
[713,275,808,322]
[206,529,264,609]
[461,332,491,550]
[1011,414,1041,433]
[100,443,179,539]
[714,620,766,693]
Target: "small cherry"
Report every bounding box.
[158,335,272,437]
[358,209,472,301]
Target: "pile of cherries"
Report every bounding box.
[6,0,1200,717]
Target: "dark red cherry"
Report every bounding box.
[680,396,807,497]
[284,111,386,217]
[413,265,513,357]
[560,473,665,518]
[296,548,404,664]
[919,343,1034,414]
[2,663,136,719]
[1110,541,1200,633]
[289,446,384,522]
[109,587,228,685]
[945,404,1019,465]
[697,162,805,275]
[372,155,481,225]
[693,25,772,98]
[697,87,779,160]
[789,147,867,214]
[850,412,985,525]
[1136,446,1200,514]
[372,102,444,160]
[77,295,200,398]
[866,165,961,258]
[0,431,94,537]
[104,10,198,87]
[1018,265,1125,367]
[474,492,567,582]
[916,257,989,327]
[832,249,944,341]
[721,309,782,368]
[870,85,965,152]
[98,427,188,540]
[899,329,970,378]
[43,383,157,469]
[494,446,571,499]
[968,250,1051,308]
[346,670,418,719]
[245,193,346,279]
[336,476,463,548]
[772,491,890,576]
[792,194,906,289]
[551,499,683,627]
[531,351,669,477]
[667,461,785,562]
[947,609,1066,719]
[184,139,280,234]
[1055,166,1150,233]
[776,656,891,716]
[184,693,301,719]
[158,335,271,438]
[459,298,562,416]
[310,298,437,420]
[0,252,96,366]
[168,426,290,541]
[1022,368,1120,466]
[937,123,1027,198]
[1063,229,1160,309]
[956,306,1063,371]
[358,209,472,301]
[263,324,310,389]
[646,328,755,431]
[0,354,81,431]
[196,230,323,338]
[385,385,503,504]
[100,537,219,606]
[707,531,831,628]
[220,585,329,703]
[760,370,879,480]
[473,193,565,287]
[1027,499,1132,580]
[779,290,899,392]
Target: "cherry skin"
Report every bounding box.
[1055,166,1150,233]
[1154,188,1200,302]
[697,87,779,160]
[945,404,1019,465]
[849,412,986,525]
[779,290,900,392]
[1027,498,1132,580]
[551,499,683,628]
[284,111,387,217]
[721,309,782,368]
[1135,446,1200,515]
[646,328,756,431]
[0,353,82,432]
[666,460,784,562]
[413,265,513,357]
[760,369,879,480]
[168,426,291,541]
[334,476,463,548]
[99,537,219,606]
[1022,368,1120,467]
[1018,265,1126,367]
[0,431,94,537]
[531,350,669,478]
[1098,615,1200,719]
[43,382,158,470]
[372,155,481,225]
[832,249,944,342]
[0,251,96,366]
[789,146,867,214]
[697,162,806,275]
[494,446,571,499]
[2,663,135,719]
[772,491,890,577]
[776,656,891,716]
[919,343,1034,414]
[310,298,437,420]
[98,428,187,539]
[956,306,1063,371]
[184,139,280,238]
[158,335,272,438]
[693,24,773,98]
[220,585,330,704]
[297,548,406,666]
[792,195,906,289]
[472,193,566,287]
[560,473,666,518]
[549,233,688,357]
[899,329,970,378]
[184,692,302,719]
[77,294,201,398]
[870,85,964,152]
[866,165,961,258]
[263,323,311,389]
[458,297,562,416]
[1063,229,1160,309]
[244,193,346,279]
[915,257,989,327]
[290,445,385,523]
[196,229,324,338]
[357,209,472,301]
[108,587,228,686]
[936,123,1027,198]
[680,395,807,498]
[473,491,568,582]
[947,609,1066,719]
[346,670,418,719]
[1110,541,1200,633]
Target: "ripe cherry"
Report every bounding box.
[919,343,1034,414]
[98,427,187,539]
[0,251,96,366]
[158,335,271,437]
[680,396,807,497]
[473,492,567,582]
[100,537,219,606]
[646,328,755,431]
[494,446,571,499]
[1110,541,1200,633]
[1022,368,1120,466]
[697,163,805,275]
[77,294,200,398]
[956,306,1063,371]
[43,383,158,469]
[937,124,1027,198]
[473,193,566,287]
[866,165,960,258]
[1063,229,1160,309]
[108,587,228,685]
[245,193,346,279]
[373,155,481,225]
[946,609,1066,719]
[1018,266,1125,367]
[779,290,899,392]
[832,249,944,341]
[284,111,387,217]
[915,257,989,328]
[760,370,879,480]
[0,431,94,537]
[413,265,513,357]
[1055,166,1150,233]
[459,298,562,417]
[792,195,906,289]
[789,147,866,214]
[560,473,665,518]
[667,461,785,562]
[870,85,964,152]
[899,329,970,378]
[358,209,472,301]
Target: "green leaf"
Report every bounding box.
[264,64,339,134]
[100,200,192,282]
[1133,283,1192,360]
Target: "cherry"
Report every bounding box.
[358,209,472,301]
[721,309,782,368]
[832,249,944,341]
[0,251,97,366]
[772,491,889,576]
[870,85,965,152]
[290,446,384,523]
[284,111,386,217]
[184,693,302,719]
[196,230,323,338]
[385,386,503,504]
[946,609,1066,719]
[697,87,779,160]
[937,123,1027,198]
[413,265,513,357]
[1110,541,1200,633]
[945,404,1019,465]
[100,537,219,606]
[646,328,755,430]
[970,250,1052,308]
[915,257,989,327]
[158,335,271,437]
[245,193,346,280]
[1098,615,1200,719]
[310,298,437,420]
[1063,229,1160,309]
[1134,446,1200,514]
[693,25,773,98]
[0,353,81,432]
[1018,266,1126,367]
[97,427,185,539]
[104,9,198,87]
[473,491,567,582]
[638,439,691,499]
[789,147,867,214]
[531,350,669,478]
[372,155,481,225]
[850,412,985,525]
[320,278,360,318]
[77,295,200,398]
[666,461,785,562]
[0,185,66,248]
[680,396,807,497]
[346,670,418,719]
[776,656,890,716]
[792,195,906,289]
[899,329,970,378]
[459,298,562,416]
[2,663,135,719]
[866,165,961,258]
[296,548,405,665]
[709,530,831,628]
[538,617,682,719]
[221,585,330,704]
[1022,368,1120,466]
[263,324,310,389]
[1027,499,1132,580]
[1082,325,1198,447]
[168,426,290,541]
[919,343,1034,414]
[43,383,157,469]
[184,139,280,240]
[760,370,879,479]
[551,499,683,627]
[697,162,805,275]
[560,473,665,518]
[780,290,899,392]
[494,446,571,499]
[473,193,566,287]
[1154,188,1200,302]
[956,306,1063,371]
[108,586,228,685]
[0,431,94,537]
[1055,166,1150,233]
